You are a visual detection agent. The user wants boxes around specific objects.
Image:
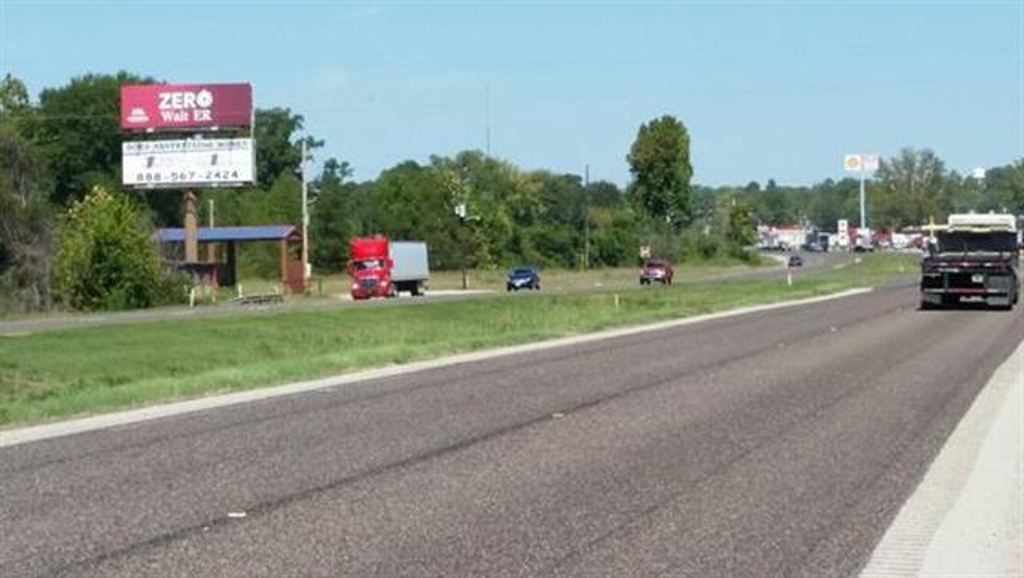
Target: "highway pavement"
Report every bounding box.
[1,283,1019,577]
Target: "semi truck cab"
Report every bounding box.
[347,237,429,299]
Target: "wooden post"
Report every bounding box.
[280,239,288,294]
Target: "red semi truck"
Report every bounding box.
[347,237,429,299]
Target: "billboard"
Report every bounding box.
[122,138,255,188]
[121,83,253,131]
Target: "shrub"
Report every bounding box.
[54,186,176,311]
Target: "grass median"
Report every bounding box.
[0,254,917,427]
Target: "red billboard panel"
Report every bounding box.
[121,83,252,131]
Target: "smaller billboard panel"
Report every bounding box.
[861,154,880,172]
[843,154,862,172]
[122,138,254,188]
[121,83,252,131]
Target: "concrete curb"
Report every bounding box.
[860,338,1023,577]
[0,288,872,449]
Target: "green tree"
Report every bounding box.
[310,162,374,272]
[53,186,171,310]
[585,180,625,209]
[626,115,693,225]
[725,198,758,248]
[872,148,951,229]
[985,160,1024,214]
[0,122,52,310]
[806,178,859,230]
[588,207,636,267]
[29,72,151,206]
[254,107,323,187]
[0,74,30,118]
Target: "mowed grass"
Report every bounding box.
[0,254,917,427]
[233,259,771,301]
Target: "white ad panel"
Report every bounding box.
[122,138,254,188]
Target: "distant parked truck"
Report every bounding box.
[347,237,429,299]
[920,213,1019,310]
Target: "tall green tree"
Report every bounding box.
[0,122,52,310]
[29,72,151,206]
[254,107,323,187]
[309,159,373,271]
[626,115,693,225]
[872,148,951,229]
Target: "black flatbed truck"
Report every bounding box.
[920,213,1020,310]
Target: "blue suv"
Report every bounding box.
[506,267,541,291]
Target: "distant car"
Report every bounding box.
[788,254,804,267]
[640,259,674,285]
[506,267,540,291]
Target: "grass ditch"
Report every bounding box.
[0,254,917,427]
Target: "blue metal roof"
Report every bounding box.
[156,226,297,243]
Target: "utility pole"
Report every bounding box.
[485,82,491,156]
[301,140,310,284]
[583,164,590,270]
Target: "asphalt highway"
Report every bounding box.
[2,283,1019,577]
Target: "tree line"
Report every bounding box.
[1,71,1022,312]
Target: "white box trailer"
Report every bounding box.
[389,241,429,294]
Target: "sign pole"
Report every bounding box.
[859,168,866,230]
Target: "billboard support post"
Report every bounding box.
[207,198,216,263]
[184,191,198,263]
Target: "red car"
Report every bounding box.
[640,259,674,285]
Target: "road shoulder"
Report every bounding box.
[860,338,1023,577]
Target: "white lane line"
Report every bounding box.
[0,288,871,449]
[860,339,1024,577]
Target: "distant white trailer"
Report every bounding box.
[947,213,1017,232]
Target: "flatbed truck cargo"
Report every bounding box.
[347,237,429,299]
[920,213,1020,310]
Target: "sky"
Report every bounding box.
[1,0,1022,187]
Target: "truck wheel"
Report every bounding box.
[412,283,424,297]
